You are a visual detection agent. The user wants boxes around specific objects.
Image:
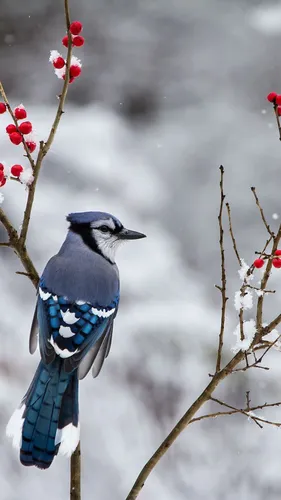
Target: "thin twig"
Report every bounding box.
[189,402,281,426]
[226,202,241,265]
[251,187,274,237]
[247,284,275,294]
[255,224,281,336]
[210,396,281,428]
[15,271,34,278]
[273,103,281,142]
[215,166,228,373]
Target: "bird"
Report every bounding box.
[6,211,146,469]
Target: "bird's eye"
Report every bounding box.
[99,225,109,233]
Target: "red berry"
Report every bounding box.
[9,132,22,145]
[273,258,281,268]
[53,57,65,69]
[62,35,71,47]
[19,121,32,135]
[0,170,4,182]
[274,249,281,256]
[254,258,264,269]
[0,163,4,171]
[277,106,281,116]
[0,177,6,187]
[26,141,36,153]
[6,124,17,134]
[14,106,27,120]
[70,21,83,36]
[267,92,277,103]
[70,65,81,78]
[72,36,84,47]
[275,95,281,105]
[11,164,23,177]
[0,102,6,114]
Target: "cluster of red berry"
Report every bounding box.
[0,103,36,151]
[0,163,24,186]
[254,250,281,269]
[62,21,84,47]
[50,21,84,84]
[0,103,36,187]
[267,92,281,115]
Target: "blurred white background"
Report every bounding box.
[1,1,281,499]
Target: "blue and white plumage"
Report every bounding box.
[6,211,145,469]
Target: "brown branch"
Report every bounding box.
[71,442,81,500]
[0,208,19,244]
[265,312,281,335]
[226,202,241,265]
[246,284,275,294]
[255,225,281,336]
[273,102,281,141]
[210,397,281,428]
[0,208,39,286]
[215,166,228,373]
[190,400,281,427]
[251,187,274,237]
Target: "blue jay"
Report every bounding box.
[6,211,145,469]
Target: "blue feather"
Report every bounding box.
[20,360,76,469]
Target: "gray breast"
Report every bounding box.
[42,232,120,306]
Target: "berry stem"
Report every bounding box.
[273,102,281,141]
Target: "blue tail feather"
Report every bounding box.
[18,360,78,469]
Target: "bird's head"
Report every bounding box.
[67,211,146,263]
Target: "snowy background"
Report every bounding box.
[1,0,281,499]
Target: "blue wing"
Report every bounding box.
[30,282,119,376]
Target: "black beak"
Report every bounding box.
[118,228,146,240]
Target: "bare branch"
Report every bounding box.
[215,165,228,373]
[226,202,241,265]
[190,399,281,427]
[0,208,19,244]
[70,442,81,500]
[210,396,281,428]
[273,102,281,142]
[251,187,274,237]
[255,225,281,334]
